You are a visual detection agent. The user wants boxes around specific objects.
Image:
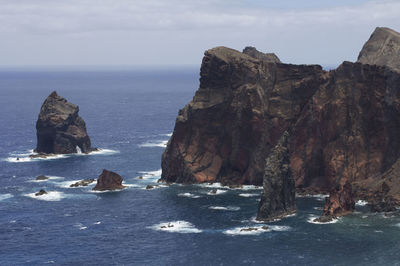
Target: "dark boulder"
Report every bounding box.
[36,175,49,181]
[35,189,48,196]
[34,91,94,154]
[92,169,126,191]
[256,132,296,221]
[70,179,95,188]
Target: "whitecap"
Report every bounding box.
[93,221,101,225]
[296,194,328,199]
[356,200,368,206]
[74,223,87,230]
[25,191,66,201]
[0,193,13,201]
[137,169,162,180]
[238,193,259,197]
[159,133,172,137]
[148,221,202,234]
[313,207,323,211]
[224,224,291,235]
[177,193,201,199]
[307,215,340,224]
[138,140,168,148]
[198,182,223,189]
[206,189,227,195]
[209,206,240,211]
[248,213,297,223]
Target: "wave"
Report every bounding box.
[197,182,262,191]
[138,140,168,148]
[208,206,240,211]
[137,169,162,180]
[25,191,66,201]
[296,194,328,199]
[4,148,119,163]
[206,189,227,195]
[148,221,202,234]
[31,175,65,183]
[74,223,88,230]
[307,215,340,224]
[238,193,259,197]
[0,193,13,201]
[356,200,368,206]
[223,225,291,236]
[55,180,96,189]
[177,193,201,199]
[159,133,173,137]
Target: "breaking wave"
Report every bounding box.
[148,221,202,234]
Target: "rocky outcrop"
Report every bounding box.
[70,179,95,188]
[36,175,49,181]
[314,181,355,222]
[161,46,325,185]
[290,62,400,192]
[357,27,400,72]
[242,46,281,63]
[256,132,296,221]
[35,189,47,196]
[93,169,125,191]
[34,91,94,154]
[161,27,400,211]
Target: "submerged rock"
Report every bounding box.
[70,179,95,188]
[357,27,400,72]
[36,175,49,181]
[34,91,95,154]
[146,185,155,190]
[257,132,296,221]
[92,169,126,191]
[35,189,47,196]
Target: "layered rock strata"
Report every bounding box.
[256,132,296,221]
[34,91,94,154]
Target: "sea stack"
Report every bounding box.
[93,169,126,191]
[256,132,296,221]
[314,181,355,223]
[34,91,94,154]
[357,27,400,72]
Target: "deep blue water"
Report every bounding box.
[1,68,400,265]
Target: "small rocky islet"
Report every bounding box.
[28,26,400,223]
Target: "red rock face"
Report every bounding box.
[290,62,400,192]
[93,169,125,191]
[323,180,355,217]
[161,47,325,185]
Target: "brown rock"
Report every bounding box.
[92,169,125,191]
[161,46,325,185]
[70,179,95,187]
[357,27,400,72]
[35,175,49,181]
[242,46,281,63]
[35,91,94,154]
[322,181,355,217]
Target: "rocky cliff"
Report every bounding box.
[93,169,125,191]
[242,46,281,63]
[257,132,296,221]
[161,27,400,210]
[35,91,94,154]
[161,46,325,185]
[357,27,400,72]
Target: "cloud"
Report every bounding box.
[0,0,398,34]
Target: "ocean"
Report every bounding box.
[1,68,400,265]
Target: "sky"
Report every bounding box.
[0,0,399,67]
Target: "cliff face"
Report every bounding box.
[242,46,281,63]
[357,27,400,72]
[257,132,296,221]
[35,91,93,154]
[161,47,325,185]
[291,62,400,192]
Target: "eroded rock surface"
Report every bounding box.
[243,46,281,63]
[93,169,125,191]
[323,181,355,217]
[257,132,296,221]
[161,46,325,185]
[34,91,94,154]
[357,27,400,72]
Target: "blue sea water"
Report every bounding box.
[1,68,400,265]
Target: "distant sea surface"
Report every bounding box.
[1,67,400,265]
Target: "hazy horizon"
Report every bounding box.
[1,0,399,67]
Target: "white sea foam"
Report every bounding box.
[137,169,162,180]
[0,193,13,201]
[178,193,201,199]
[356,200,368,206]
[94,221,101,225]
[141,184,168,190]
[238,193,259,197]
[198,182,223,189]
[25,191,66,201]
[5,148,118,163]
[296,194,328,199]
[31,175,65,183]
[76,146,82,154]
[139,140,168,148]
[307,215,340,224]
[206,189,227,195]
[209,206,240,211]
[159,133,173,137]
[74,223,87,230]
[148,221,202,234]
